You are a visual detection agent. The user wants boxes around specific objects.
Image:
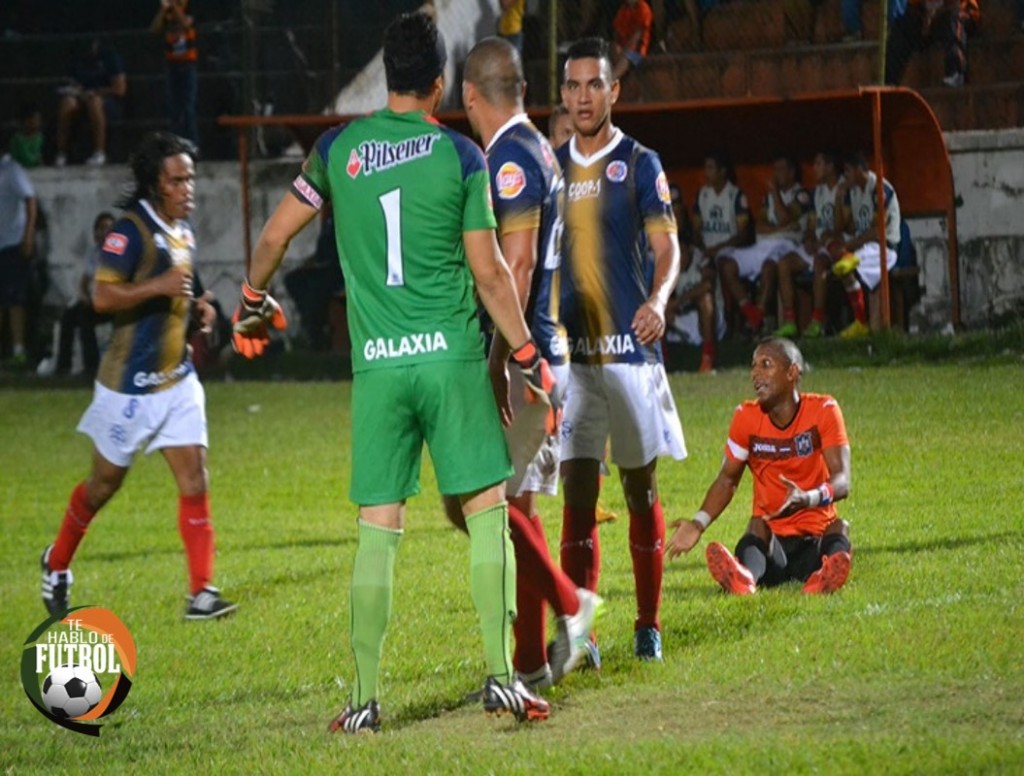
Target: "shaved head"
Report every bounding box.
[464,36,524,107]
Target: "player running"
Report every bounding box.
[458,36,601,689]
[557,37,684,663]
[233,13,554,732]
[40,131,236,621]
[666,337,853,595]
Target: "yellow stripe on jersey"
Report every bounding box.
[499,207,541,236]
[97,318,135,391]
[565,167,615,355]
[644,214,676,235]
[95,267,128,284]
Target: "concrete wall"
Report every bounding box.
[31,160,319,319]
[25,128,1024,332]
[910,128,1024,331]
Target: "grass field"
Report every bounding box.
[1,358,1023,773]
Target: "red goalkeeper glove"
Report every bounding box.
[231,280,287,359]
[511,339,561,435]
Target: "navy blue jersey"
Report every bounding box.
[557,130,676,365]
[487,115,567,364]
[94,201,195,394]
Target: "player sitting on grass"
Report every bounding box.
[666,337,853,595]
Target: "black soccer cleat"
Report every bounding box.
[185,586,239,620]
[482,676,551,722]
[328,699,381,734]
[41,545,73,617]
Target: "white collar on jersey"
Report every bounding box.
[140,199,187,238]
[485,112,531,154]
[568,127,623,168]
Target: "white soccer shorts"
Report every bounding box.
[507,362,569,497]
[720,237,797,281]
[77,371,208,467]
[561,361,687,470]
[852,241,897,291]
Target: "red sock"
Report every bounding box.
[741,302,764,330]
[847,286,867,324]
[508,506,579,617]
[629,499,665,631]
[812,309,825,324]
[782,308,796,322]
[701,340,715,359]
[561,506,600,592]
[179,493,214,595]
[50,483,97,570]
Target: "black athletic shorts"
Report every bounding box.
[760,534,823,587]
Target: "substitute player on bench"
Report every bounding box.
[666,337,852,595]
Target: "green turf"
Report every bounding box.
[1,361,1022,773]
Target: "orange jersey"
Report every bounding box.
[613,1,654,56]
[724,393,848,537]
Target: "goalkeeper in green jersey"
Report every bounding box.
[233,12,557,733]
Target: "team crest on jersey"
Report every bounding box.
[655,171,672,204]
[348,133,441,178]
[102,233,128,256]
[496,162,526,199]
[795,431,814,457]
[605,160,628,183]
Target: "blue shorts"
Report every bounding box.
[0,244,31,307]
[624,49,644,68]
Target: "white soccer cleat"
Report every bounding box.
[549,588,603,683]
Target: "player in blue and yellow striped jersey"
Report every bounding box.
[40,132,236,621]
[556,37,685,663]
[460,36,601,690]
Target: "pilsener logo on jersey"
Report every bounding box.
[347,133,441,178]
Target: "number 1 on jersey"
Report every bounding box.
[379,188,404,287]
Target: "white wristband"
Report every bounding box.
[807,488,822,507]
[693,510,712,531]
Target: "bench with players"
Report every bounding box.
[664,147,904,372]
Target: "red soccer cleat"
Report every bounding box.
[705,542,757,595]
[802,551,852,595]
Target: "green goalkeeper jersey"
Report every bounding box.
[292,108,498,373]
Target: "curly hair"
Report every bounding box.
[117,132,195,209]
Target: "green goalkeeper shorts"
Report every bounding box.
[350,360,513,505]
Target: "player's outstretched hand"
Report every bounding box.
[231,280,287,359]
[666,519,703,560]
[512,339,561,435]
[769,475,808,519]
[632,300,665,345]
[190,290,216,335]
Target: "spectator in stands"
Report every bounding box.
[775,151,846,339]
[497,0,526,54]
[835,0,909,41]
[885,0,980,87]
[829,151,901,339]
[151,1,200,146]
[283,213,344,351]
[55,38,127,167]
[11,104,43,169]
[719,155,810,336]
[665,183,723,373]
[611,0,655,80]
[548,103,575,149]
[0,137,38,367]
[53,212,115,377]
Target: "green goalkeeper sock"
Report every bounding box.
[465,502,516,685]
[349,519,401,706]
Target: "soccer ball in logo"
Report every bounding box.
[41,664,102,719]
